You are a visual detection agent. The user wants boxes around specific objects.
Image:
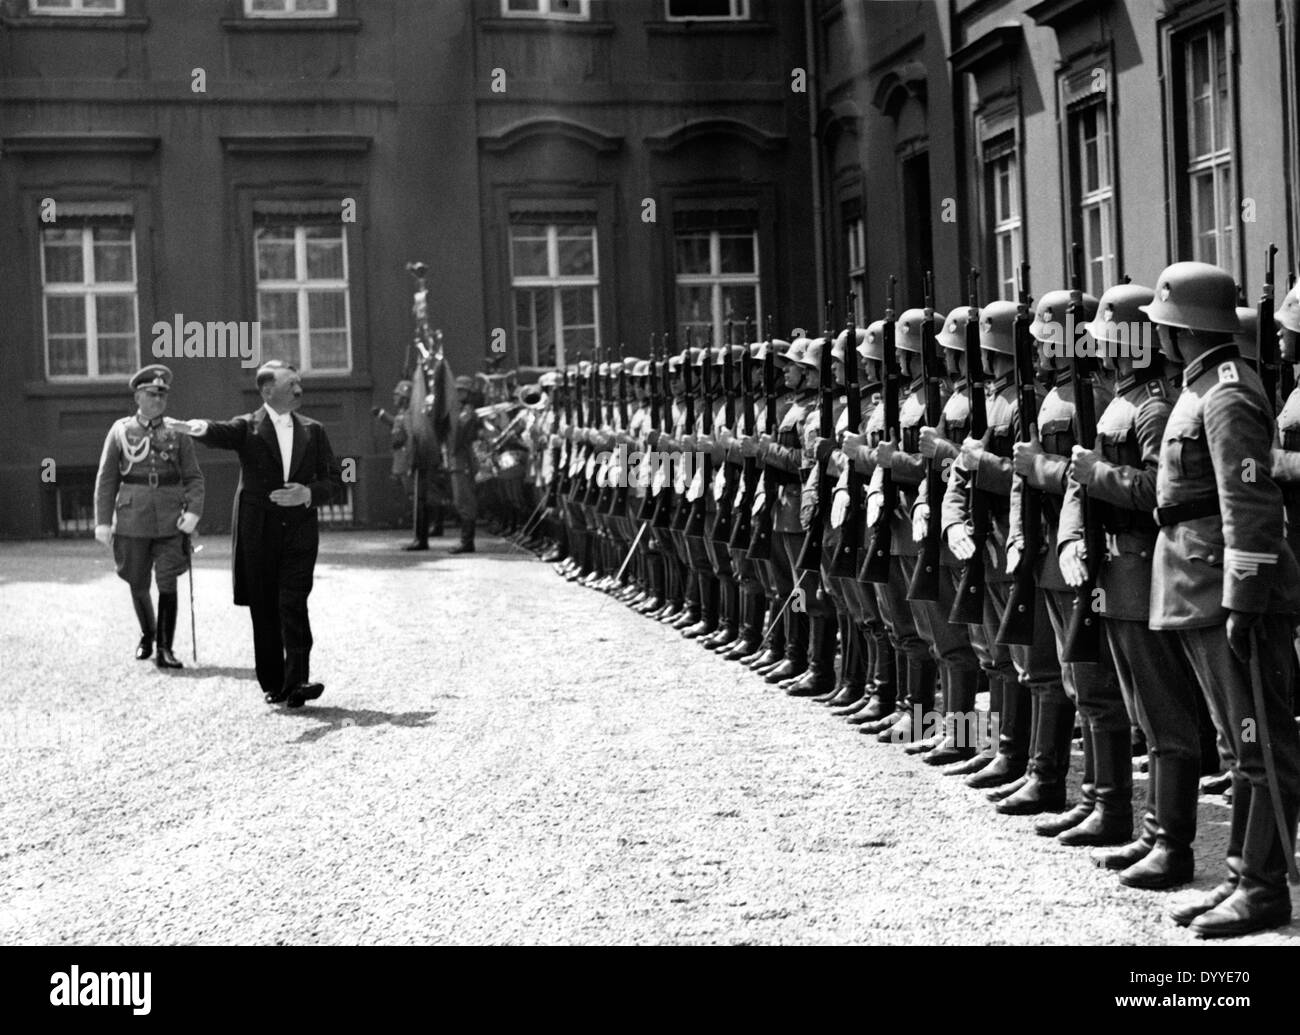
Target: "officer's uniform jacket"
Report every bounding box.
[1057,370,1174,621]
[1151,343,1300,629]
[1008,370,1113,591]
[95,414,205,538]
[1271,385,1300,557]
[767,390,816,533]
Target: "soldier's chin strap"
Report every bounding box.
[1248,626,1300,884]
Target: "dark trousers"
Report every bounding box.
[243,516,317,697]
[1107,618,1201,763]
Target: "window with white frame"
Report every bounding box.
[255,221,352,372]
[29,0,123,14]
[845,215,866,323]
[41,216,140,380]
[501,0,589,19]
[1069,102,1116,295]
[675,225,761,345]
[510,220,600,367]
[244,0,336,18]
[1180,19,1235,269]
[983,136,1022,301]
[666,0,749,21]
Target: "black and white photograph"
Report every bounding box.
[1,0,1299,1013]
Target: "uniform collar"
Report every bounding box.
[991,371,1014,393]
[1182,344,1240,386]
[1116,364,1163,394]
[135,412,163,429]
[1052,366,1072,387]
[953,377,968,391]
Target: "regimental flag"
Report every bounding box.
[428,351,459,460]
[408,359,435,467]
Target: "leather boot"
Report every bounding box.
[814,613,850,703]
[1059,726,1134,846]
[745,604,784,667]
[825,621,867,707]
[131,592,155,660]
[448,523,476,554]
[1171,771,1248,924]
[881,656,937,744]
[154,591,184,669]
[906,663,948,754]
[967,678,1031,789]
[1037,717,1096,836]
[1190,779,1295,937]
[944,673,1000,775]
[725,594,763,660]
[765,609,808,684]
[1094,754,1158,869]
[1119,754,1199,889]
[997,687,1073,815]
[924,666,980,766]
[858,650,906,731]
[786,613,837,696]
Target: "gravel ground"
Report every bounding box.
[1,531,1296,946]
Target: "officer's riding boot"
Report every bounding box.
[683,576,719,639]
[985,686,1037,800]
[154,591,184,669]
[882,656,937,744]
[1189,780,1294,937]
[786,613,837,696]
[748,597,786,670]
[450,521,476,555]
[833,624,874,713]
[944,672,1000,775]
[997,688,1073,814]
[1059,726,1133,846]
[859,650,906,732]
[1094,754,1158,869]
[969,678,1030,789]
[924,666,980,766]
[905,664,947,754]
[131,592,156,660]
[814,612,850,703]
[725,593,763,660]
[1170,772,1249,925]
[430,504,445,538]
[1119,754,1199,889]
[671,570,700,628]
[849,638,895,723]
[764,609,808,684]
[706,581,740,650]
[1036,717,1096,836]
[826,617,867,707]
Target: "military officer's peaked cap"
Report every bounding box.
[1140,261,1241,334]
[1029,289,1099,342]
[1275,283,1300,334]
[831,326,868,362]
[978,300,1020,356]
[937,305,979,353]
[895,308,945,355]
[130,364,173,392]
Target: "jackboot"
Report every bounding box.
[825,621,867,707]
[725,594,764,660]
[857,650,905,731]
[448,523,476,554]
[765,609,808,684]
[923,666,980,766]
[1094,754,1158,870]
[1171,771,1248,925]
[944,672,1000,775]
[154,591,184,669]
[1119,754,1199,889]
[881,656,938,744]
[1059,726,1134,847]
[131,591,155,660]
[813,613,851,702]
[1037,717,1096,836]
[997,687,1073,815]
[786,613,837,696]
[1190,779,1295,937]
[967,678,1031,790]
[905,663,947,754]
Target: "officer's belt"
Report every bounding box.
[122,471,180,487]
[1154,499,1219,527]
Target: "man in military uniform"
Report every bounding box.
[447,375,484,554]
[1143,261,1300,937]
[94,364,204,669]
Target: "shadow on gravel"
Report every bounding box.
[167,666,257,681]
[282,707,438,744]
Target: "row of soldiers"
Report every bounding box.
[519,257,1300,939]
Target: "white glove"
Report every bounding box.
[177,512,199,535]
[866,494,882,528]
[1006,543,1023,574]
[911,503,930,543]
[1060,540,1088,588]
[945,524,975,561]
[831,491,849,529]
[94,524,112,547]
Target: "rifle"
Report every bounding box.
[950,268,990,624]
[602,345,630,517]
[637,334,661,522]
[859,275,899,583]
[747,315,780,561]
[729,315,760,550]
[907,270,944,601]
[1258,243,1283,413]
[1061,242,1103,662]
[651,334,677,529]
[566,360,587,504]
[685,329,713,539]
[711,322,740,545]
[996,261,1039,645]
[671,331,696,533]
[797,301,836,572]
[828,296,864,577]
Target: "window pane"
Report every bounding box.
[305,230,345,280]
[1189,34,1211,157]
[256,231,296,281]
[511,233,549,278]
[1192,172,1216,262]
[307,290,347,331]
[92,228,134,283]
[1213,28,1229,153]
[1085,206,1104,295]
[720,284,757,325]
[556,229,595,276]
[560,286,595,326]
[48,337,88,376]
[719,233,756,274]
[675,234,711,275]
[507,0,542,10]
[95,295,135,335]
[1216,164,1235,261]
[308,330,348,370]
[669,0,736,17]
[46,295,85,335]
[43,230,85,284]
[996,163,1011,223]
[97,336,135,376]
[1082,111,1099,195]
[677,284,712,330]
[259,332,298,366]
[258,290,299,330]
[562,326,595,359]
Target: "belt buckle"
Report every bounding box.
[147,471,159,489]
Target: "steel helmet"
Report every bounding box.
[861,320,887,363]
[794,337,826,371]
[781,337,811,366]
[1029,289,1099,343]
[1085,282,1156,363]
[979,300,1020,356]
[631,360,651,378]
[1139,261,1241,334]
[753,338,791,361]
[895,308,944,355]
[937,306,977,354]
[1275,282,1300,334]
[832,326,868,362]
[1233,307,1262,362]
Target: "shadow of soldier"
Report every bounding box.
[166,666,257,680]
[281,706,438,744]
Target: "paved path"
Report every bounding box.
[0,532,1295,944]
